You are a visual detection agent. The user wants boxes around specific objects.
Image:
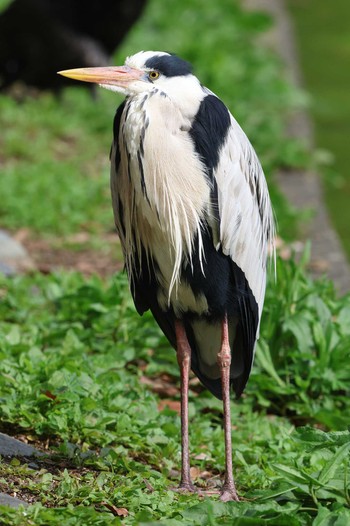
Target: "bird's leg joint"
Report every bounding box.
[217,346,231,369]
[177,346,191,367]
[217,315,231,369]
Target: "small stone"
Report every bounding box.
[27,462,40,469]
[0,230,35,274]
[0,492,28,508]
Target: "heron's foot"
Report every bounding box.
[220,483,239,502]
[170,479,197,494]
[177,481,197,493]
[197,488,220,497]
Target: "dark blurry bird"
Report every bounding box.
[59,51,275,502]
[0,0,146,91]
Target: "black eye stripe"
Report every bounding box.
[144,54,193,77]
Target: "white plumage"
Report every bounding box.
[112,88,210,302]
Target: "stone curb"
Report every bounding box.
[244,0,350,293]
[0,432,43,458]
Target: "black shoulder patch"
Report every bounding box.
[189,94,231,174]
[189,94,231,224]
[144,54,193,77]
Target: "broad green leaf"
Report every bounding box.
[337,305,350,336]
[5,325,21,345]
[318,442,350,485]
[272,464,314,485]
[249,483,298,501]
[313,505,350,526]
[283,313,313,354]
[256,340,286,387]
[295,427,350,448]
[313,297,332,327]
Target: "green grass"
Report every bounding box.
[0,260,350,525]
[0,90,115,237]
[288,0,350,259]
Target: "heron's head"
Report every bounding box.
[58,51,203,109]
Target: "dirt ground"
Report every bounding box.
[13,229,123,277]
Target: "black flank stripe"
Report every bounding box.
[127,151,132,181]
[137,150,149,202]
[112,100,126,166]
[139,126,145,157]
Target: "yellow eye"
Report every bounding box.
[148,70,160,80]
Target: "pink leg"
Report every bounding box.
[174,320,196,492]
[217,315,239,502]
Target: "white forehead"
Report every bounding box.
[125,51,169,70]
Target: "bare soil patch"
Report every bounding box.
[12,229,123,277]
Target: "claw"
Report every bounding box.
[172,483,197,494]
[220,483,239,502]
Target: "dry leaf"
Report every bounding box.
[143,478,155,492]
[200,470,215,480]
[101,503,129,517]
[190,467,202,479]
[115,507,129,517]
[158,400,181,414]
[140,375,179,397]
[66,232,90,244]
[13,228,31,243]
[194,452,211,461]
[42,390,57,401]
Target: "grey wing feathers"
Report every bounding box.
[213,114,275,319]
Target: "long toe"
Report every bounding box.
[172,482,197,494]
[220,484,239,502]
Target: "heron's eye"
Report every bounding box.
[148,70,160,81]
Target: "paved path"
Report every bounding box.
[244,0,350,293]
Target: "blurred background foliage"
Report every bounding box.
[288,0,350,259]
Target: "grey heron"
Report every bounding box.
[59,51,275,502]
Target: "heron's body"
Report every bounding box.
[59,51,275,501]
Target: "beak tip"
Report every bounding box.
[57,69,87,82]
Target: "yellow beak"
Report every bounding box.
[57,66,144,87]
